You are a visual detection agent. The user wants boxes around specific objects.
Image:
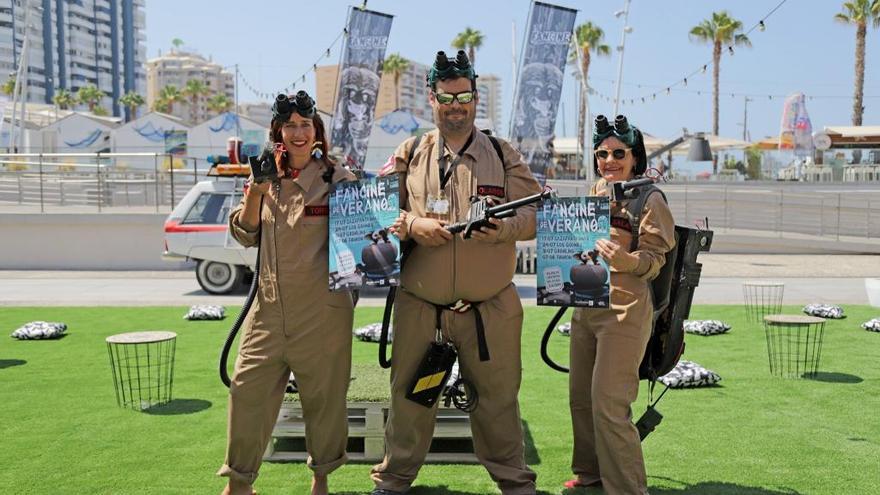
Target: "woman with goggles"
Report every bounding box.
[564,114,675,494]
[218,91,356,495]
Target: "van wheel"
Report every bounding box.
[196,260,243,294]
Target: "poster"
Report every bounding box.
[330,7,394,171]
[509,1,576,184]
[537,196,610,307]
[329,174,401,291]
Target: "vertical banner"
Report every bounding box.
[510,1,577,184]
[537,196,610,307]
[779,92,813,158]
[331,8,394,172]
[329,175,401,291]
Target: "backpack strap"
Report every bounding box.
[485,133,505,167]
[624,183,667,252]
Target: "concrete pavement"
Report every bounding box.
[2,254,879,307]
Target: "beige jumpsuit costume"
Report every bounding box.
[218,160,357,485]
[370,129,542,494]
[568,177,676,495]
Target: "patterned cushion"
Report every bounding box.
[861,318,880,333]
[557,322,571,336]
[184,305,226,320]
[684,320,731,336]
[10,321,67,340]
[354,322,392,342]
[803,304,844,319]
[659,360,721,388]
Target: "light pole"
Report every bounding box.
[612,0,632,117]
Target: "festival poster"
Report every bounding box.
[509,1,577,184]
[330,7,394,172]
[537,196,611,307]
[329,174,401,291]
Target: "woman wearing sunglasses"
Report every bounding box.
[565,115,675,495]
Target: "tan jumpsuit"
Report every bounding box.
[568,178,676,495]
[370,129,542,495]
[217,160,357,485]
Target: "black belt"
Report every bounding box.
[433,299,490,362]
[379,290,490,369]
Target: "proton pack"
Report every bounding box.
[539,177,713,440]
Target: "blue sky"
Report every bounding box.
[146,0,879,141]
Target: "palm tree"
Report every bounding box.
[183,79,210,123]
[53,88,75,110]
[76,84,106,112]
[171,38,184,52]
[383,53,410,111]
[452,27,484,65]
[158,84,183,115]
[206,94,232,115]
[689,11,751,136]
[2,73,16,96]
[119,91,145,121]
[570,22,611,166]
[835,0,880,126]
[153,98,171,113]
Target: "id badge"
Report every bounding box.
[427,194,450,218]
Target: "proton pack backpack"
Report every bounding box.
[540,181,713,382]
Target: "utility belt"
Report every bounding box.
[379,289,486,411]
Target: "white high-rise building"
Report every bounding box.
[476,73,501,131]
[146,49,235,124]
[0,0,146,118]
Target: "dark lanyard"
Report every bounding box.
[437,131,474,190]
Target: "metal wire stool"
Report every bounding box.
[762,315,826,378]
[106,331,177,410]
[742,281,784,325]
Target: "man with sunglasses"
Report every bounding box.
[370,50,541,495]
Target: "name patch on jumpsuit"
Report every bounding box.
[305,205,330,216]
[477,185,505,197]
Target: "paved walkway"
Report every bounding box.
[2,255,879,307]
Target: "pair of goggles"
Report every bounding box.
[426,50,477,86]
[594,148,632,161]
[593,114,637,148]
[433,90,475,105]
[272,90,316,121]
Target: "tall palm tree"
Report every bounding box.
[53,88,75,110]
[383,53,410,111]
[689,11,751,136]
[183,79,210,123]
[452,27,484,65]
[119,91,145,121]
[206,94,232,115]
[570,22,611,164]
[835,0,880,126]
[171,38,184,52]
[76,84,106,112]
[158,84,183,115]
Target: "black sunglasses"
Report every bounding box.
[594,148,631,160]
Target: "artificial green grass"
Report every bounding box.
[1,305,878,494]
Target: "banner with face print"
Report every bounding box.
[330,8,394,172]
[510,1,576,184]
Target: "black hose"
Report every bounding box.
[220,199,263,388]
[540,306,570,373]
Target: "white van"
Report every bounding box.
[162,178,257,294]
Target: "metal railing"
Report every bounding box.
[2,154,879,243]
[0,152,208,213]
